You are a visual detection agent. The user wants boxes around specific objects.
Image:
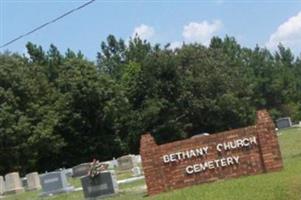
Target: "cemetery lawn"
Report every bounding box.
[4,127,301,200]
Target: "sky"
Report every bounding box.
[1,0,301,60]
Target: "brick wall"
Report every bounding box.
[140,110,283,196]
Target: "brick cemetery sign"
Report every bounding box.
[72,163,90,178]
[0,176,4,195]
[81,171,118,199]
[140,110,283,195]
[26,172,41,190]
[4,172,24,194]
[276,117,292,129]
[40,171,74,196]
[117,155,137,170]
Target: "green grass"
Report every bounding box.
[116,170,133,180]
[119,179,146,190]
[4,127,301,200]
[67,177,81,188]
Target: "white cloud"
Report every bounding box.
[168,41,183,50]
[132,24,155,40]
[182,20,222,45]
[266,11,301,49]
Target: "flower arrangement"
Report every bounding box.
[88,159,108,179]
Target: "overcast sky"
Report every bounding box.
[1,0,301,60]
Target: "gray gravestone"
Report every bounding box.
[111,158,118,168]
[0,176,4,195]
[40,171,74,196]
[117,155,137,170]
[26,172,41,190]
[135,155,141,164]
[4,172,24,194]
[64,168,73,177]
[81,171,118,199]
[276,117,292,129]
[21,177,27,189]
[101,161,113,170]
[72,163,90,178]
[131,166,141,176]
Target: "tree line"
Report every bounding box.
[1,35,300,175]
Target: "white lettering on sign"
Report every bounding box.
[162,146,209,163]
[44,177,59,184]
[161,136,257,174]
[185,156,240,175]
[87,183,108,193]
[216,136,257,152]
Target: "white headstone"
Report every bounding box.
[117,155,137,170]
[64,168,73,177]
[4,172,24,194]
[112,158,118,168]
[131,167,141,176]
[100,159,118,170]
[26,172,41,190]
[135,155,141,164]
[0,176,4,195]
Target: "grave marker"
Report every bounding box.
[81,171,118,199]
[112,158,118,168]
[21,177,27,189]
[72,163,90,178]
[131,167,142,176]
[276,117,292,129]
[117,155,137,170]
[4,172,24,194]
[40,171,74,196]
[26,172,41,190]
[0,176,4,195]
[135,155,142,164]
[64,168,73,177]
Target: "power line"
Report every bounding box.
[0,0,96,49]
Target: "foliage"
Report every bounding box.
[1,35,301,173]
